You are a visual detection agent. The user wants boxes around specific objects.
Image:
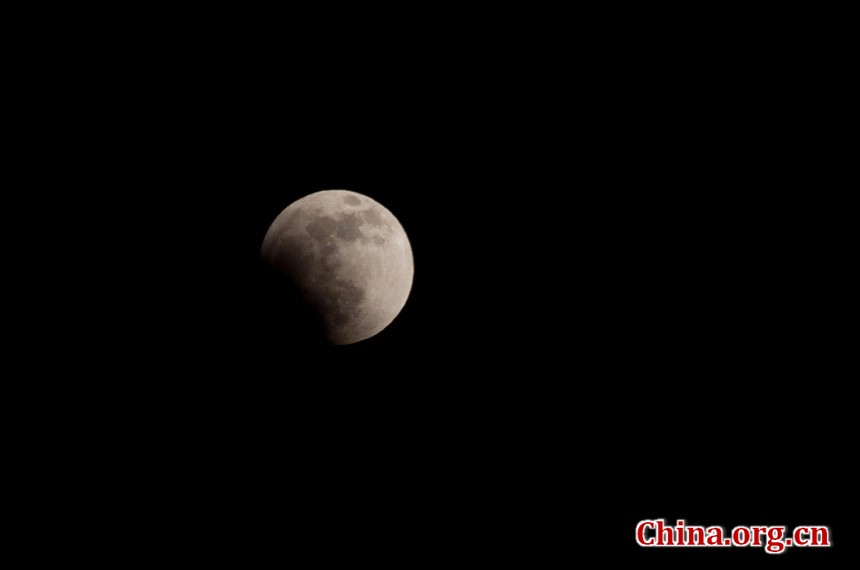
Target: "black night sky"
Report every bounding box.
[33,7,850,565]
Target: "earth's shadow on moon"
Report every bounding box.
[255,260,330,349]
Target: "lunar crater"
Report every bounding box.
[306,217,337,241]
[335,212,365,242]
[361,208,386,227]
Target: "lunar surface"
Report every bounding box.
[261,190,414,345]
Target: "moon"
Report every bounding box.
[261,190,414,345]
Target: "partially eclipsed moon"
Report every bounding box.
[261,190,414,345]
